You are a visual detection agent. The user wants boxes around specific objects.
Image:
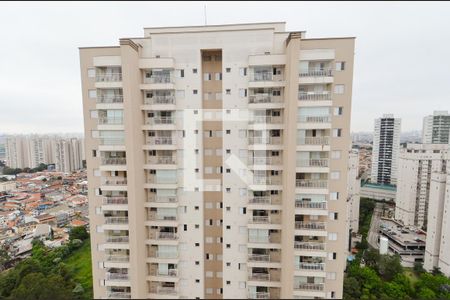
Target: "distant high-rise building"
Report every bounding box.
[80,22,355,300]
[347,149,360,233]
[5,136,29,169]
[423,147,450,277]
[371,114,401,185]
[54,138,84,173]
[422,111,450,144]
[395,143,448,228]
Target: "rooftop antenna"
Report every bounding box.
[204,4,207,26]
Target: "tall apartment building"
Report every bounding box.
[423,148,450,276]
[79,22,355,299]
[54,138,84,173]
[28,135,53,167]
[422,110,450,144]
[371,114,401,185]
[5,136,29,169]
[395,144,448,228]
[347,149,360,234]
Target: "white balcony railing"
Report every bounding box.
[156,251,178,259]
[248,292,270,299]
[248,254,270,262]
[147,156,176,164]
[148,195,178,203]
[253,177,282,185]
[102,178,127,186]
[295,221,326,231]
[249,94,282,104]
[105,236,129,243]
[146,117,175,125]
[101,157,126,165]
[149,286,177,295]
[298,116,331,123]
[103,196,128,205]
[147,137,175,145]
[295,201,327,209]
[295,179,328,189]
[249,156,282,165]
[99,117,123,125]
[97,95,123,104]
[250,216,270,224]
[295,262,325,271]
[298,136,330,146]
[294,241,326,251]
[105,255,130,262]
[106,273,129,281]
[299,69,332,77]
[157,232,178,240]
[248,273,270,281]
[296,159,329,168]
[99,138,125,146]
[248,137,282,145]
[104,217,129,225]
[144,95,175,105]
[96,73,122,82]
[298,92,331,101]
[295,283,324,291]
[144,76,172,84]
[250,116,283,124]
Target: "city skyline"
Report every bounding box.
[2,2,450,133]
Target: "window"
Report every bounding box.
[239,88,247,98]
[226,225,231,229]
[333,129,342,137]
[93,169,100,177]
[273,90,281,96]
[334,84,345,94]
[92,150,97,157]
[176,69,185,78]
[176,90,185,99]
[226,130,231,134]
[226,262,231,267]
[193,89,198,95]
[226,281,231,285]
[330,192,339,200]
[87,68,95,78]
[195,279,200,282]
[328,233,338,241]
[204,73,212,81]
[327,252,337,260]
[239,207,246,215]
[336,61,345,71]
[215,73,222,80]
[331,171,340,180]
[226,68,231,73]
[329,212,338,220]
[184,224,188,231]
[226,244,231,248]
[88,89,97,98]
[226,149,231,154]
[226,188,231,193]
[226,89,231,95]
[331,150,341,159]
[193,68,198,74]
[226,168,231,173]
[195,243,200,247]
[239,67,247,76]
[195,206,199,210]
[334,107,343,116]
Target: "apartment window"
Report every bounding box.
[226,68,231,73]
[333,129,342,137]
[87,68,95,78]
[226,262,231,267]
[226,281,231,285]
[226,188,231,193]
[176,69,185,78]
[334,84,345,94]
[195,279,200,282]
[204,73,212,81]
[176,90,185,98]
[195,243,200,247]
[334,107,343,116]
[93,169,100,177]
[329,212,338,220]
[194,110,198,114]
[331,171,340,180]
[88,89,97,98]
[195,224,200,229]
[195,149,199,154]
[336,61,345,71]
[238,263,246,270]
[273,90,281,96]
[330,192,339,200]
[226,149,231,154]
[226,130,231,134]
[239,207,246,215]
[331,291,336,299]
[195,206,199,210]
[92,150,97,157]
[226,225,231,230]
[239,67,247,76]
[226,168,231,173]
[331,150,341,159]
[215,72,222,80]
[226,89,231,95]
[328,233,338,241]
[193,89,198,94]
[193,68,198,74]
[226,244,231,248]
[328,252,337,260]
[327,272,337,280]
[226,206,231,211]
[239,88,247,98]
[184,224,188,231]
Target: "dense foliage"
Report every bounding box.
[2,163,48,175]
[0,228,92,300]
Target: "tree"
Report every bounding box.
[69,226,89,241]
[9,272,72,300]
[343,277,362,300]
[363,248,380,269]
[417,287,437,299]
[432,266,443,276]
[378,254,403,281]
[0,246,11,271]
[414,261,425,274]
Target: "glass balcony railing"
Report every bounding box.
[96,73,122,82]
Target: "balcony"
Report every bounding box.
[96,73,122,82]
[105,255,130,262]
[105,236,129,243]
[148,195,177,203]
[248,254,270,262]
[249,156,282,165]
[252,177,282,185]
[248,137,282,145]
[249,94,283,104]
[298,92,331,101]
[250,72,284,82]
[102,178,127,186]
[146,137,175,146]
[155,251,178,259]
[105,217,129,225]
[248,196,281,205]
[147,156,176,165]
[145,117,175,125]
[102,157,127,165]
[144,95,175,105]
[106,273,129,281]
[97,95,124,104]
[149,231,178,240]
[294,283,324,291]
[296,159,329,168]
[149,212,177,221]
[250,215,281,225]
[295,201,327,210]
[295,221,326,231]
[150,269,178,277]
[106,292,131,299]
[103,196,128,205]
[298,116,331,123]
[295,179,328,189]
[294,242,325,251]
[250,116,283,124]
[144,76,172,84]
[248,233,281,244]
[295,262,325,271]
[298,136,330,146]
[248,273,270,281]
[299,69,332,77]
[99,117,123,125]
[248,292,270,299]
[99,137,125,146]
[149,286,177,295]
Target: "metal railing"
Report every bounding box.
[298,92,331,101]
[295,283,324,291]
[248,234,281,244]
[144,95,175,105]
[145,117,175,125]
[106,273,129,281]
[147,137,175,145]
[298,116,331,123]
[248,273,270,281]
[295,221,326,230]
[96,73,122,82]
[250,216,270,224]
[151,269,178,277]
[294,241,326,251]
[102,178,127,186]
[295,179,328,189]
[101,157,126,165]
[298,136,330,145]
[248,254,270,262]
[249,156,282,165]
[157,232,178,240]
[149,286,177,295]
[144,76,172,84]
[148,195,178,203]
[248,137,282,145]
[97,95,123,103]
[147,156,176,164]
[296,159,329,168]
[295,201,327,209]
[105,236,129,243]
[250,116,283,124]
[249,94,281,104]
[106,292,131,299]
[299,69,332,77]
[295,262,325,271]
[250,73,284,82]
[104,217,129,225]
[103,196,128,205]
[98,117,123,125]
[105,255,130,262]
[253,177,282,185]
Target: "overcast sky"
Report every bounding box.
[1,1,449,134]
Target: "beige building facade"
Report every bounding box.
[79,22,355,299]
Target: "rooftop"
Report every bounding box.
[361,182,397,192]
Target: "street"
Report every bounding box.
[368,203,383,249]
